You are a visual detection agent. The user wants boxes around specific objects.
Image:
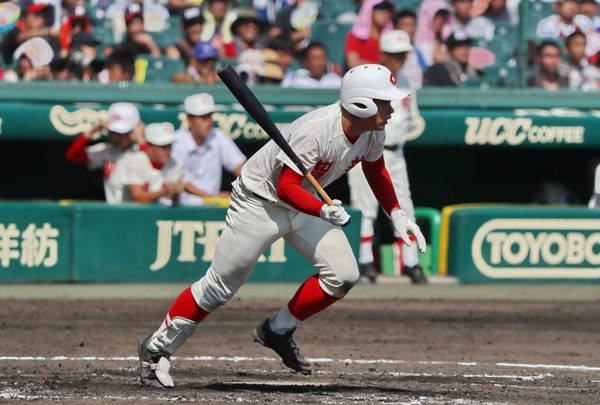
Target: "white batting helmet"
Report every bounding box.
[340,64,409,118]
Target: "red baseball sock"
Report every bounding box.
[287,274,341,321]
[168,286,210,323]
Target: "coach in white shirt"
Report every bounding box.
[173,93,247,206]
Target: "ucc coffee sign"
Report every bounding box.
[443,206,600,283]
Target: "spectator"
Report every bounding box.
[66,31,102,81]
[481,0,516,24]
[172,93,247,206]
[450,0,495,41]
[172,41,220,83]
[50,0,86,28]
[422,31,483,86]
[281,41,342,88]
[167,0,203,14]
[109,122,186,205]
[165,7,204,65]
[536,0,594,40]
[267,34,296,81]
[65,102,146,204]
[345,0,394,69]
[268,0,319,52]
[0,4,60,66]
[253,0,294,25]
[49,56,74,81]
[105,0,170,28]
[104,3,162,58]
[564,31,600,90]
[3,37,54,82]
[223,7,268,59]
[527,40,569,90]
[579,0,600,31]
[414,0,453,66]
[58,5,94,53]
[97,50,136,83]
[394,9,427,89]
[200,0,238,56]
[348,29,426,284]
[237,47,284,84]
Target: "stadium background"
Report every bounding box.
[2,0,600,284]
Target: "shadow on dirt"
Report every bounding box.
[204,382,411,394]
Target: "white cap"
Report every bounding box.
[380,30,413,54]
[184,93,216,116]
[107,102,140,134]
[14,37,54,68]
[145,122,175,146]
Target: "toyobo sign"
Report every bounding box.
[443,205,600,283]
[472,219,600,279]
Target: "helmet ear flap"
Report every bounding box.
[342,96,378,118]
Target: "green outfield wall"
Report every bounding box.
[440,204,600,284]
[0,201,361,283]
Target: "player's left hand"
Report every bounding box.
[391,209,426,253]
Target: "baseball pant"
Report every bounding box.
[191,179,359,312]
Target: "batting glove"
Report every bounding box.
[391,209,427,253]
[320,199,351,227]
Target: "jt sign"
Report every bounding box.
[150,220,286,271]
[471,219,600,279]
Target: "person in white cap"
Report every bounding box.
[138,64,426,388]
[347,30,426,284]
[65,102,146,203]
[108,122,186,205]
[171,93,246,205]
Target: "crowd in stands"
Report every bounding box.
[1,0,600,89]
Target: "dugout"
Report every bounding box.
[0,83,597,211]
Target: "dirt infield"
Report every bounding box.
[1,283,599,404]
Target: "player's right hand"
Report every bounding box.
[319,200,351,227]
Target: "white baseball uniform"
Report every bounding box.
[347,77,420,268]
[85,142,140,204]
[107,150,185,205]
[172,128,247,206]
[190,103,387,312]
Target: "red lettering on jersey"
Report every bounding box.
[346,155,364,172]
[312,160,334,180]
[104,161,115,180]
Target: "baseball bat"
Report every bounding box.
[217,64,335,207]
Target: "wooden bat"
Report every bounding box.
[217,64,336,207]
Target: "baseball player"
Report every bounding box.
[108,122,186,205]
[348,30,427,284]
[138,64,426,388]
[172,93,247,206]
[65,102,145,203]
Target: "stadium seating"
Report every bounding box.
[523,0,556,40]
[317,0,356,20]
[487,22,517,64]
[135,56,185,83]
[464,63,519,88]
[310,20,353,65]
